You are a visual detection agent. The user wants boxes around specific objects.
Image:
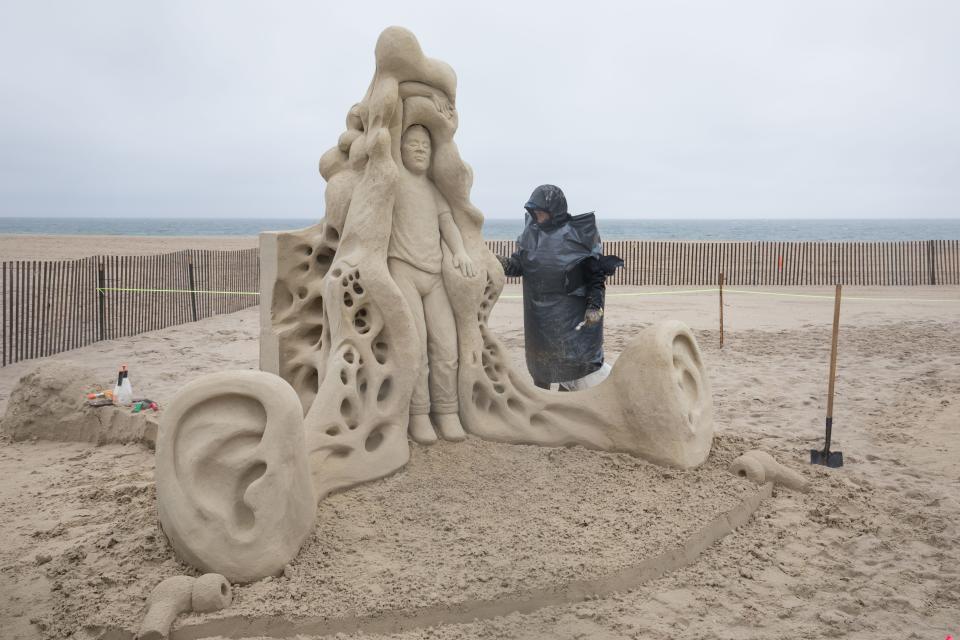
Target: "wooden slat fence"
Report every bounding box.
[2,249,259,366]
[487,239,960,287]
[2,241,958,366]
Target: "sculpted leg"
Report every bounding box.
[408,414,437,445]
[422,276,465,441]
[389,258,437,445]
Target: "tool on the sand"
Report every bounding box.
[132,399,159,413]
[810,284,844,468]
[85,386,113,406]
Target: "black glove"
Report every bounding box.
[496,254,511,272]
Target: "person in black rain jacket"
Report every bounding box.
[497,184,622,390]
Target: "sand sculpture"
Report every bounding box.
[729,450,810,493]
[138,573,232,640]
[156,26,716,583]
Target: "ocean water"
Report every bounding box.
[0,217,958,241]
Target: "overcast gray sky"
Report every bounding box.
[1,1,958,220]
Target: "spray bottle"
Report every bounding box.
[118,364,134,406]
[112,366,124,405]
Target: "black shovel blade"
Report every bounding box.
[810,449,844,468]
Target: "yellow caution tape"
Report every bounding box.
[503,288,960,303]
[97,287,260,296]
[97,286,959,304]
[722,288,960,303]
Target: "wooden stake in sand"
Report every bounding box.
[810,284,844,468]
[719,272,725,348]
[187,253,199,323]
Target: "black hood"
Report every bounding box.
[524,184,570,230]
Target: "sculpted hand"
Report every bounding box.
[453,251,476,277]
[432,94,455,119]
[583,307,604,327]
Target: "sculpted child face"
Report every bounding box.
[401,125,431,174]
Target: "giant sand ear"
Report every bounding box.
[156,371,316,583]
[607,321,714,467]
[453,280,714,468]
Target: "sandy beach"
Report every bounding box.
[1,237,959,639]
[0,235,259,261]
[4,0,959,637]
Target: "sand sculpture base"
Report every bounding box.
[1,363,159,447]
[96,438,768,639]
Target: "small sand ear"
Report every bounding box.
[191,573,232,612]
[156,371,316,583]
[730,450,810,493]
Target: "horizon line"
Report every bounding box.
[2,215,959,221]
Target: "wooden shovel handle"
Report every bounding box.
[826,284,842,420]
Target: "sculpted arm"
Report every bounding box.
[439,209,476,277]
[399,81,454,120]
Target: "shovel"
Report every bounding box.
[811,284,844,468]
